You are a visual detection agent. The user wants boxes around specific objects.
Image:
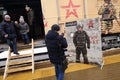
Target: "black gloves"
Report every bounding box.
[87,45,90,49]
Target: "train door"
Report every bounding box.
[0,0,45,40]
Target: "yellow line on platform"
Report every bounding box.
[0,54,120,80]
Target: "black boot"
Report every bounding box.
[14,52,20,55]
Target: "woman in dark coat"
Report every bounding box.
[45,24,68,80]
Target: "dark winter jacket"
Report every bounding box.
[0,20,16,39]
[27,9,34,25]
[73,30,90,48]
[45,29,68,64]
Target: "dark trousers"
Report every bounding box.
[29,24,35,39]
[6,38,18,53]
[76,47,89,64]
[21,34,29,44]
[55,64,64,80]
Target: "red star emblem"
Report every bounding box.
[87,20,94,28]
[61,0,80,19]
[44,22,48,27]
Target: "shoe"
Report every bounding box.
[76,60,80,63]
[14,52,20,55]
[24,43,27,45]
[84,62,89,64]
[10,50,13,52]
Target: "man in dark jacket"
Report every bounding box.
[73,24,90,64]
[0,15,19,55]
[45,24,68,80]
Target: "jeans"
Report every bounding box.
[6,38,18,53]
[55,64,64,80]
[21,34,29,44]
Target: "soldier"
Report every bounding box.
[98,0,116,34]
[73,24,90,64]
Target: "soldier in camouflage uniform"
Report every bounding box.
[73,24,90,64]
[98,0,116,34]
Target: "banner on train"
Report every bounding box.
[65,18,103,66]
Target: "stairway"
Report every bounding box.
[3,39,35,80]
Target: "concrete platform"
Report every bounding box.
[34,62,120,80]
[0,54,120,80]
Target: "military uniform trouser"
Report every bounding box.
[101,21,113,31]
[76,47,89,64]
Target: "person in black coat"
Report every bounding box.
[25,5,35,39]
[0,15,19,55]
[45,24,68,80]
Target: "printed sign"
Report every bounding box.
[65,18,103,66]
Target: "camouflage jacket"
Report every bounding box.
[73,30,90,48]
[98,3,116,21]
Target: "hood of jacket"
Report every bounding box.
[46,30,59,40]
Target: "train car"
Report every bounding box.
[41,0,120,50]
[0,0,120,50]
[0,0,45,43]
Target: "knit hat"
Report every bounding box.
[19,16,25,23]
[4,15,10,19]
[51,24,60,31]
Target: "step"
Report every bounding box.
[8,59,32,66]
[18,45,32,50]
[10,54,32,59]
[6,65,32,73]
